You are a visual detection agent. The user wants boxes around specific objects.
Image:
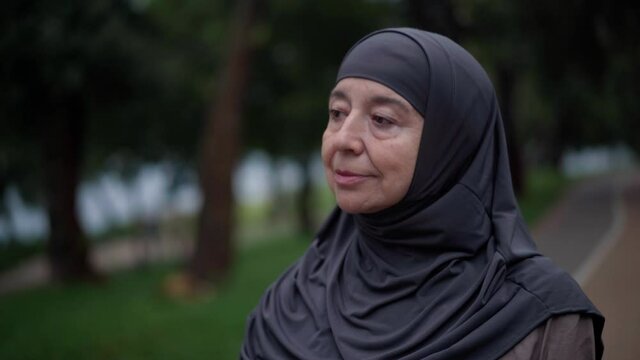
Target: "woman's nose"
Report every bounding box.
[334,113,365,155]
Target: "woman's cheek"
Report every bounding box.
[320,147,335,192]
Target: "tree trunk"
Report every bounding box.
[549,108,571,168]
[268,159,287,225]
[296,155,313,235]
[188,0,257,286]
[42,94,97,282]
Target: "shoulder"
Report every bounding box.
[499,313,596,360]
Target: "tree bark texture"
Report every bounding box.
[42,94,96,281]
[189,0,257,284]
[296,156,313,235]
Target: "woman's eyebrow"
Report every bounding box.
[329,90,410,115]
[369,95,410,114]
[329,89,348,102]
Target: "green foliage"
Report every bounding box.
[518,167,570,225]
[0,234,309,360]
[516,0,640,154]
[407,0,640,162]
[0,0,226,202]
[2,0,637,219]
[245,0,401,158]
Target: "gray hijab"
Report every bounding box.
[241,28,603,360]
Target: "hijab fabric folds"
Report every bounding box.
[241,28,603,360]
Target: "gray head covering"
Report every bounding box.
[241,28,603,359]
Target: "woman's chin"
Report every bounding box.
[336,197,378,214]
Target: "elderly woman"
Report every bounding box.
[241,28,604,359]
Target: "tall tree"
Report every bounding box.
[0,0,182,281]
[0,0,142,281]
[41,92,95,280]
[187,0,258,288]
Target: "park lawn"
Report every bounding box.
[0,168,568,360]
[0,234,309,360]
[518,167,570,225]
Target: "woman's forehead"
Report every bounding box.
[336,29,429,117]
[330,78,416,115]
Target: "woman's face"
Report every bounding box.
[322,78,423,214]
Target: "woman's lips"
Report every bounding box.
[334,169,371,186]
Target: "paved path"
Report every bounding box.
[532,174,618,278]
[0,235,192,295]
[532,170,640,360]
[581,173,640,360]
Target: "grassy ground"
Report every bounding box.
[518,167,571,225]
[0,234,309,360]
[0,242,43,273]
[0,168,568,360]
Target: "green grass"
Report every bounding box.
[518,167,570,226]
[0,242,44,273]
[0,234,309,360]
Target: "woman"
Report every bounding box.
[241,28,604,359]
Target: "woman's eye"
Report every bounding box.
[371,115,393,128]
[329,109,343,121]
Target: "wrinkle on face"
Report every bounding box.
[322,78,423,214]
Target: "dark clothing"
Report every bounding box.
[501,314,596,359]
[241,28,603,359]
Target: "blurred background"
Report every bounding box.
[1,0,638,359]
